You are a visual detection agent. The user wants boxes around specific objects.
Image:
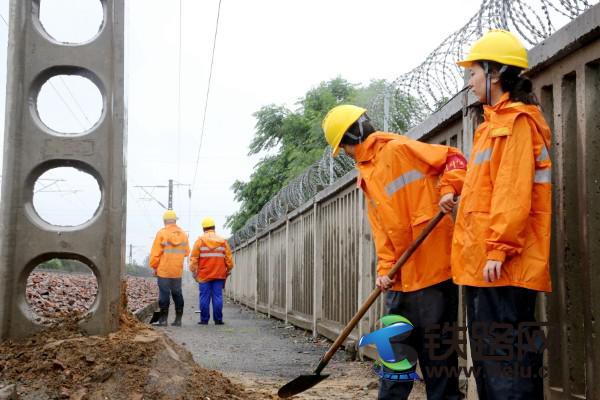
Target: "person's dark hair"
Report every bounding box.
[203,226,215,231]
[339,114,376,145]
[479,61,539,105]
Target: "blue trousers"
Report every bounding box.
[157,277,184,310]
[199,279,225,322]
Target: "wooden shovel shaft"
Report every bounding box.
[315,210,446,374]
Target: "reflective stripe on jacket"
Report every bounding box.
[189,230,234,282]
[355,132,466,292]
[149,224,190,278]
[451,93,552,292]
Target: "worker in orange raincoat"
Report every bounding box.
[189,217,234,325]
[149,209,190,327]
[454,29,552,399]
[322,105,466,400]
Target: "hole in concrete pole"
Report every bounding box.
[33,167,101,227]
[36,75,103,135]
[26,259,97,325]
[38,0,104,44]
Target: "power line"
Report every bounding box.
[58,76,93,125]
[133,194,159,232]
[190,0,222,196]
[0,12,89,132]
[34,178,65,193]
[130,179,159,232]
[134,185,169,209]
[177,0,183,181]
[47,81,88,130]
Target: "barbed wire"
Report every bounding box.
[367,0,595,128]
[231,0,597,246]
[231,147,355,245]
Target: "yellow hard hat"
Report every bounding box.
[202,217,216,229]
[457,29,528,69]
[163,209,177,221]
[322,105,367,157]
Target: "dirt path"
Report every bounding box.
[156,277,427,399]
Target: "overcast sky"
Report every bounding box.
[0,0,485,264]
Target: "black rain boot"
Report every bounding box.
[171,309,183,326]
[151,308,169,327]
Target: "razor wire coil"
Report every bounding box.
[231,0,597,247]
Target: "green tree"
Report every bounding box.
[389,89,429,132]
[226,77,358,231]
[227,77,426,232]
[37,258,91,273]
[126,262,154,277]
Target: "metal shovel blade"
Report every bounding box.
[277,373,330,398]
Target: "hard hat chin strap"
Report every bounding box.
[483,62,507,105]
[344,115,368,143]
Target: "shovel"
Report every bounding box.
[278,210,447,398]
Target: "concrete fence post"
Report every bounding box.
[312,201,323,338]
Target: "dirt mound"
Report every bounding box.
[0,313,259,399]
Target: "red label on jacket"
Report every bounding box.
[446,154,467,171]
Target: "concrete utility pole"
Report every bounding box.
[168,179,174,209]
[0,0,126,339]
[135,179,190,211]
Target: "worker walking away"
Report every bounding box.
[189,217,234,325]
[322,105,466,400]
[454,29,552,399]
[149,209,190,327]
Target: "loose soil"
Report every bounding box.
[156,276,428,399]
[0,313,261,400]
[1,274,427,399]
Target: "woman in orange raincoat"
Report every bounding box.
[454,29,552,399]
[323,105,466,400]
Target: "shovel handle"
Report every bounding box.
[315,210,447,374]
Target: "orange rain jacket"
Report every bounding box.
[355,132,467,292]
[189,230,234,283]
[452,93,552,292]
[149,223,190,278]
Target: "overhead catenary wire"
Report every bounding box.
[58,76,92,125]
[190,0,223,196]
[177,0,183,182]
[47,81,88,131]
[128,179,160,246]
[0,12,91,132]
[132,194,159,233]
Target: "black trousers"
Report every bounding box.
[157,277,184,310]
[465,286,544,400]
[378,279,462,400]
